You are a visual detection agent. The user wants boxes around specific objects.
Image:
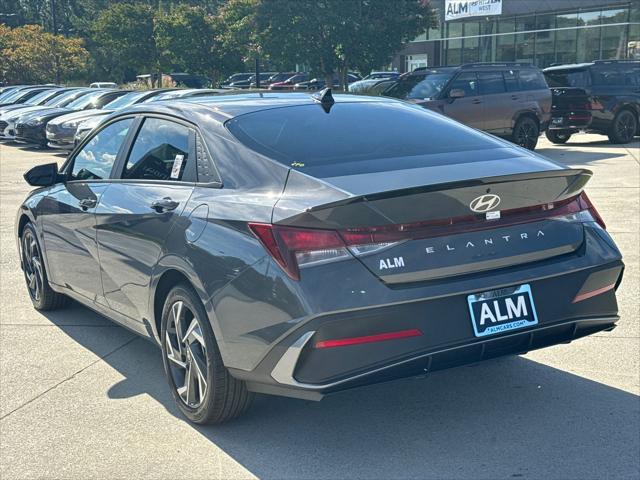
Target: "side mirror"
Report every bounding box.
[448,88,466,99]
[24,163,60,187]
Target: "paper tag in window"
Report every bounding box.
[170,154,184,179]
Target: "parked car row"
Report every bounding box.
[0,85,227,150]
[220,71,370,91]
[349,60,638,149]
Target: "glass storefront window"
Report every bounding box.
[535,14,555,67]
[600,8,628,24]
[556,12,577,29]
[556,11,577,65]
[446,38,462,65]
[602,25,627,59]
[447,22,462,38]
[577,24,601,62]
[577,10,601,27]
[463,22,479,63]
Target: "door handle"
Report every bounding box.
[472,99,482,104]
[150,197,179,213]
[79,198,96,210]
[511,95,520,100]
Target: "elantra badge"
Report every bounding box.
[470,194,501,213]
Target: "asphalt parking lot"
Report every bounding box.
[0,135,638,480]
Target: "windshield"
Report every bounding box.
[226,102,493,178]
[384,73,452,100]
[0,88,19,102]
[24,90,57,105]
[227,73,252,82]
[0,89,31,103]
[48,90,86,107]
[544,69,590,87]
[66,90,109,109]
[103,91,145,109]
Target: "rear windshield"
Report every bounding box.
[226,102,496,178]
[544,69,590,87]
[384,73,452,100]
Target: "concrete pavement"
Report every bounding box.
[0,135,638,479]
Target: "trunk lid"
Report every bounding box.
[274,166,592,284]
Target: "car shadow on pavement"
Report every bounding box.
[536,147,629,164]
[41,301,640,479]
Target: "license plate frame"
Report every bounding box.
[467,284,538,338]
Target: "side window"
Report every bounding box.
[478,72,506,95]
[70,118,133,181]
[448,72,478,96]
[503,70,519,92]
[123,117,190,181]
[519,69,547,90]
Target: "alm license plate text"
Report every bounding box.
[467,284,538,338]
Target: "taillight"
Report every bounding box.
[250,192,605,280]
[249,223,350,280]
[578,192,606,229]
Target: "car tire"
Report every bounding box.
[545,130,572,144]
[21,223,69,311]
[608,109,637,144]
[511,116,539,150]
[160,284,253,424]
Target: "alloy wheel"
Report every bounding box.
[164,300,209,408]
[615,112,635,143]
[22,230,43,302]
[516,121,536,149]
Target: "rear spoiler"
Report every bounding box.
[274,169,592,229]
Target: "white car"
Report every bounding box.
[89,82,118,88]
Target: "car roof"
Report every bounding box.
[119,92,401,123]
[543,63,595,72]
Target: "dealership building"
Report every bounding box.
[393,0,640,72]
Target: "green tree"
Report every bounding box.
[221,0,435,89]
[0,24,89,84]
[90,3,156,82]
[154,4,221,80]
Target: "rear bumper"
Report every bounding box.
[548,111,592,131]
[224,226,623,400]
[245,316,617,400]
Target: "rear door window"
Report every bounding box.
[122,117,191,181]
[447,72,478,96]
[518,69,548,90]
[478,72,506,94]
[503,70,519,92]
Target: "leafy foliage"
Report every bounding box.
[0,24,89,83]
[90,3,156,82]
[2,0,436,84]
[155,5,221,78]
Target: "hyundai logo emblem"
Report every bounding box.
[470,194,501,213]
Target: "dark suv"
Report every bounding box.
[383,63,551,150]
[543,60,640,144]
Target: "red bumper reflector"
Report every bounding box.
[572,283,616,303]
[314,328,423,349]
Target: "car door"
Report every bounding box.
[39,117,134,302]
[477,71,511,134]
[440,72,486,129]
[95,115,196,323]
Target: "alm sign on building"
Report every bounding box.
[445,0,502,21]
